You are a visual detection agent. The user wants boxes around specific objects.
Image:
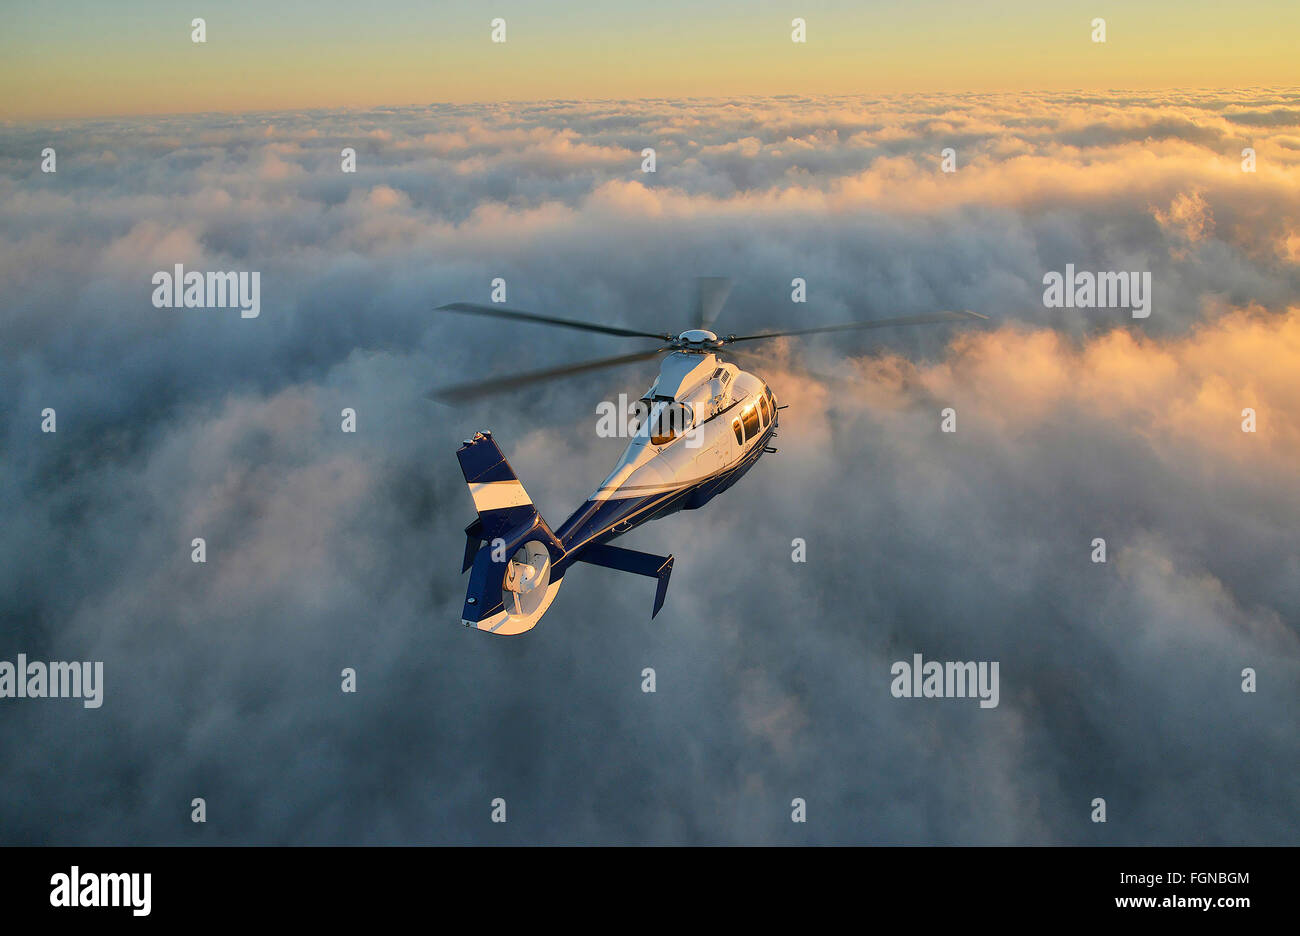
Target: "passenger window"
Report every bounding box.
[741,404,759,441]
[758,395,770,426]
[732,419,744,445]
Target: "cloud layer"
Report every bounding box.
[1,91,1298,843]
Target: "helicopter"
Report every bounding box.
[433,278,986,635]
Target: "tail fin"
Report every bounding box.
[457,431,543,541]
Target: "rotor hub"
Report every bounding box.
[674,329,723,351]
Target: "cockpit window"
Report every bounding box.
[741,403,760,441]
[732,418,743,445]
[758,395,771,426]
[649,401,693,445]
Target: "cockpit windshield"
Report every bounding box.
[633,398,694,446]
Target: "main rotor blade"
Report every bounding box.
[692,277,733,330]
[726,310,989,343]
[724,345,866,383]
[437,302,670,340]
[429,348,668,403]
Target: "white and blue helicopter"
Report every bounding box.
[434,279,985,635]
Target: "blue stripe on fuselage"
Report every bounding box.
[553,417,776,571]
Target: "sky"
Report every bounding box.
[3,1,1300,120]
[1,6,1298,845]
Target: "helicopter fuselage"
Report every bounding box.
[456,347,778,634]
[553,351,779,555]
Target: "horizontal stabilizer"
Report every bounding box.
[576,543,674,618]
